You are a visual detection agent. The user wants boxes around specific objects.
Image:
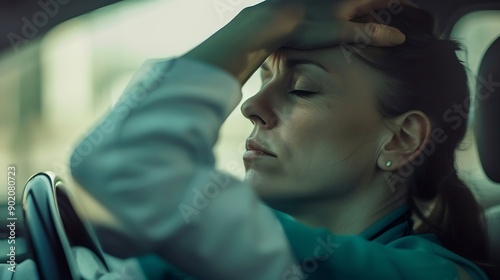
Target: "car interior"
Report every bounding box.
[0,0,499,279]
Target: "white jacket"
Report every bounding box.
[70,57,297,280]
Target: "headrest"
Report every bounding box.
[474,36,500,183]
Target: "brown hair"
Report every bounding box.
[351,7,488,264]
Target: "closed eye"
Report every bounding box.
[288,90,317,97]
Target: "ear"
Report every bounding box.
[377,111,432,171]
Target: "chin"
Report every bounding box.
[244,170,280,198]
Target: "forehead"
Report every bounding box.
[262,47,352,73]
[262,47,385,88]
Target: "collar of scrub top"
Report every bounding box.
[359,204,414,244]
[274,203,413,244]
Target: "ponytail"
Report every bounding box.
[410,145,488,262]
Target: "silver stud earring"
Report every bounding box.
[385,160,392,167]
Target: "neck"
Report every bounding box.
[279,178,409,235]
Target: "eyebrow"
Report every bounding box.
[261,58,330,73]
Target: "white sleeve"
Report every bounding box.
[70,57,298,280]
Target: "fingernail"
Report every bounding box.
[388,31,406,45]
[405,0,419,8]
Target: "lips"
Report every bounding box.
[245,139,276,157]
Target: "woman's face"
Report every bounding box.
[241,47,388,207]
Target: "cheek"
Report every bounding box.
[285,106,374,159]
[281,102,381,186]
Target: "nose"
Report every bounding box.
[241,87,279,129]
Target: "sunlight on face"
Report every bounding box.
[240,47,387,208]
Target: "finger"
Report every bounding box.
[368,23,406,46]
[285,21,405,49]
[335,0,418,20]
[338,22,406,47]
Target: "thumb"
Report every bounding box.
[341,22,406,47]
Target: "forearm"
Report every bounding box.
[182,3,304,85]
[70,58,298,279]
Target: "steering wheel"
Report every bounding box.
[22,172,110,280]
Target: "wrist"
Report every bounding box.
[182,2,304,85]
[242,2,305,50]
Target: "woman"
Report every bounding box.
[70,0,491,279]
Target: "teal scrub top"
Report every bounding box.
[137,204,488,279]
